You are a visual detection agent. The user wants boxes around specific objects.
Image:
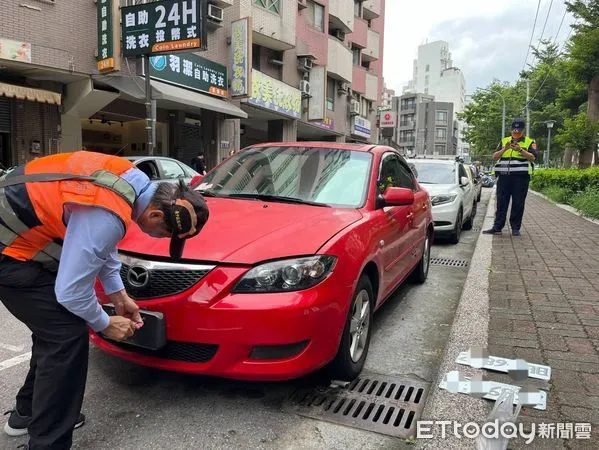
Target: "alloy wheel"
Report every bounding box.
[349,290,371,363]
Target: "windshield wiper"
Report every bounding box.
[226,193,330,207]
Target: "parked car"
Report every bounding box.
[408,158,477,244]
[468,165,482,202]
[125,156,199,185]
[91,143,434,381]
[482,172,495,188]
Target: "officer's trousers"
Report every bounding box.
[0,256,88,450]
[493,174,530,231]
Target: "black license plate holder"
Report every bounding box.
[100,304,166,351]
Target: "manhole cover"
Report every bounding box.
[283,373,430,438]
[430,258,469,268]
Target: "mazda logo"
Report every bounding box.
[127,266,150,288]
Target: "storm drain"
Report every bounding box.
[430,258,469,268]
[283,373,430,438]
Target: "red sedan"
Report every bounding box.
[90,143,434,381]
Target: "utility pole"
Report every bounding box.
[526,78,530,136]
[144,54,155,156]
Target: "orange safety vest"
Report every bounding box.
[0,151,138,270]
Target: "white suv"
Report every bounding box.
[408,158,477,244]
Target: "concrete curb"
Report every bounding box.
[529,189,599,226]
[416,192,496,449]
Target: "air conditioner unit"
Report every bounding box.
[298,57,313,72]
[334,29,345,41]
[300,80,311,97]
[350,99,360,116]
[338,81,350,93]
[208,4,224,22]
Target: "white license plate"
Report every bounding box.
[439,371,547,410]
[455,351,552,381]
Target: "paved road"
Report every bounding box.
[0,190,490,449]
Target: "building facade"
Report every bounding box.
[0,0,386,170]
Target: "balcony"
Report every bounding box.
[352,67,366,95]
[348,18,368,49]
[252,1,296,51]
[327,36,353,83]
[329,0,354,33]
[365,72,378,101]
[362,29,379,61]
[399,121,415,130]
[362,0,381,20]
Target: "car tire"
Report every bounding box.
[463,202,476,230]
[410,230,431,283]
[329,275,374,381]
[450,209,463,244]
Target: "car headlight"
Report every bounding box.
[431,194,458,206]
[232,255,337,293]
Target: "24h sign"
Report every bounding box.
[121,0,208,56]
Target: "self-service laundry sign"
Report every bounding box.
[380,111,396,128]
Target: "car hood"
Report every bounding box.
[119,197,363,264]
[419,183,459,196]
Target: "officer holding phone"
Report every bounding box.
[483,118,538,236]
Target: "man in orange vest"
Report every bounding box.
[0,151,209,449]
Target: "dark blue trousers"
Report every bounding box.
[493,174,530,231]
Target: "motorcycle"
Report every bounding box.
[481,173,495,188]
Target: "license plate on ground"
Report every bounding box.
[100,304,166,351]
[455,351,552,381]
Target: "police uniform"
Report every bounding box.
[484,122,538,236]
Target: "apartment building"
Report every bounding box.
[394,93,457,157]
[0,0,385,169]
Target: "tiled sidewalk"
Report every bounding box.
[487,193,599,449]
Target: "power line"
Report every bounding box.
[522,0,543,74]
[529,0,555,68]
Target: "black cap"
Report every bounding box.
[511,118,526,130]
[168,180,209,259]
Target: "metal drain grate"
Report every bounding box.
[430,258,469,268]
[283,373,430,438]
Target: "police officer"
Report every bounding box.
[483,118,538,236]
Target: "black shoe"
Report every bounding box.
[3,409,85,437]
[482,228,502,235]
[512,230,521,236]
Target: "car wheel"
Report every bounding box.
[329,275,374,381]
[450,209,462,244]
[463,202,476,230]
[410,230,431,283]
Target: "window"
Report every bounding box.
[136,160,159,180]
[255,0,281,14]
[425,75,429,86]
[326,77,335,111]
[425,64,430,72]
[252,44,261,70]
[435,127,447,140]
[434,144,446,154]
[378,153,402,192]
[458,164,469,181]
[354,0,361,17]
[435,110,448,124]
[397,161,416,190]
[159,159,186,179]
[306,1,325,32]
[352,45,361,66]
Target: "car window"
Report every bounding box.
[136,160,159,180]
[160,159,186,179]
[180,162,198,177]
[459,164,469,181]
[410,161,456,185]
[378,153,403,193]
[397,160,417,190]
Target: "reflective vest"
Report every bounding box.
[0,151,138,271]
[491,136,534,175]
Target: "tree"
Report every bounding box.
[565,0,599,167]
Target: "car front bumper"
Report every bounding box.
[430,199,460,233]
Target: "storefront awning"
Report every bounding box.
[0,81,61,105]
[93,75,247,119]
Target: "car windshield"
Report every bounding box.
[195,146,372,208]
[411,162,456,185]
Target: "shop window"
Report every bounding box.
[255,0,281,14]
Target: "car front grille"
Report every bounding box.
[118,253,215,300]
[106,339,219,363]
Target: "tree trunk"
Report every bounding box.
[581,74,599,168]
[563,146,573,168]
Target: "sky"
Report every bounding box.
[382,0,577,96]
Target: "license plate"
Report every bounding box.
[455,351,552,381]
[100,304,166,351]
[439,370,547,410]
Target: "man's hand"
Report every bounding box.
[102,316,136,341]
[110,290,144,329]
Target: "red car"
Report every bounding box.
[90,143,434,381]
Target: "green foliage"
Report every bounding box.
[565,1,599,85]
[530,167,599,193]
[542,186,575,204]
[572,187,599,219]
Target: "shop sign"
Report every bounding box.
[230,17,251,98]
[379,111,396,128]
[311,117,335,130]
[248,69,301,119]
[121,0,207,56]
[96,0,121,72]
[0,38,31,63]
[351,116,371,139]
[148,53,227,97]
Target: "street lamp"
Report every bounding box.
[480,88,506,139]
[545,120,556,167]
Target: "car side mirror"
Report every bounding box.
[460,176,470,186]
[190,174,203,187]
[383,187,415,206]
